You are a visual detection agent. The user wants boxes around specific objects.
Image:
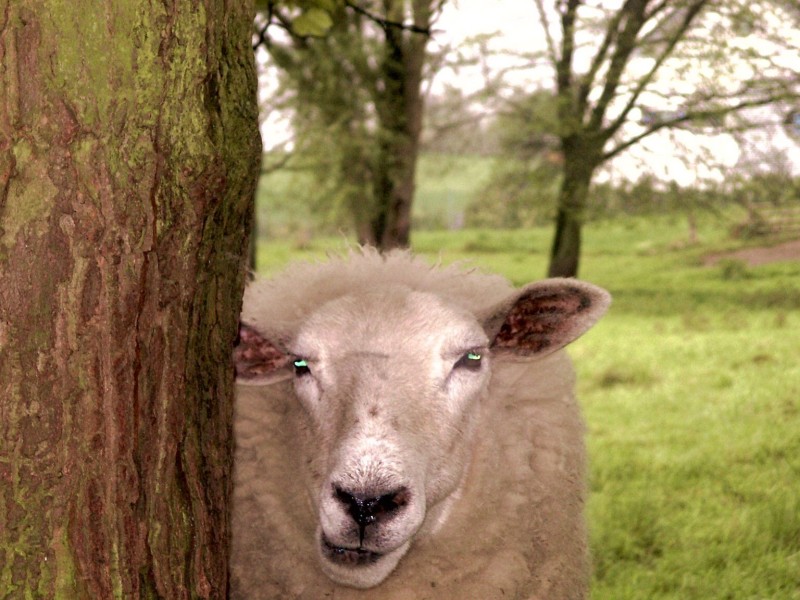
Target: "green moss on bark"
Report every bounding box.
[1,142,57,247]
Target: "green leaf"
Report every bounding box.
[310,0,337,11]
[292,7,333,37]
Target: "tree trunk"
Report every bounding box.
[547,141,596,278]
[384,17,427,250]
[0,1,260,598]
[369,1,430,251]
[548,205,584,278]
[348,142,381,248]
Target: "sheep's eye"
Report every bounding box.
[454,351,483,372]
[293,359,311,377]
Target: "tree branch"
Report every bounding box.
[553,0,582,140]
[253,3,276,50]
[602,0,709,141]
[344,0,433,35]
[577,4,626,117]
[533,0,560,69]
[556,0,580,96]
[602,94,793,161]
[586,0,648,133]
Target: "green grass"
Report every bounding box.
[254,214,800,599]
[576,312,800,599]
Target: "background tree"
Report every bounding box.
[257,0,444,248]
[530,0,800,276]
[0,1,261,597]
[463,91,564,228]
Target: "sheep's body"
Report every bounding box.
[231,250,607,599]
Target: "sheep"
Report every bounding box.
[231,249,610,599]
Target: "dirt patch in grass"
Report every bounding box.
[703,239,800,266]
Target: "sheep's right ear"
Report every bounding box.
[234,323,293,385]
[483,279,610,359]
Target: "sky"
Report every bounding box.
[435,0,540,53]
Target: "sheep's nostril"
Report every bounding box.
[334,486,410,541]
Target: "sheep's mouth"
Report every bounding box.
[321,535,383,567]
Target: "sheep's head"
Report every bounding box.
[235,278,609,589]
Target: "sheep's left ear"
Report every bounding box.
[483,279,611,358]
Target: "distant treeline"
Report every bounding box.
[257,152,800,238]
[466,167,800,230]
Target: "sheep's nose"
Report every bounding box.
[334,486,410,537]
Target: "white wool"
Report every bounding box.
[241,248,514,337]
[231,250,602,599]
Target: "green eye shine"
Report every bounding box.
[455,350,483,372]
[293,358,311,376]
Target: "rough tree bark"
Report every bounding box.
[0,1,260,598]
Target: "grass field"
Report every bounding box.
[253,210,800,599]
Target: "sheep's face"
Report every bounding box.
[288,288,490,588]
[236,274,611,589]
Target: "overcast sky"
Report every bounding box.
[436,0,540,50]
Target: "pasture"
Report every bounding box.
[254,174,800,598]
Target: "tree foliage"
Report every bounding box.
[256,0,444,248]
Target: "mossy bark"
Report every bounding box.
[0,1,261,598]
